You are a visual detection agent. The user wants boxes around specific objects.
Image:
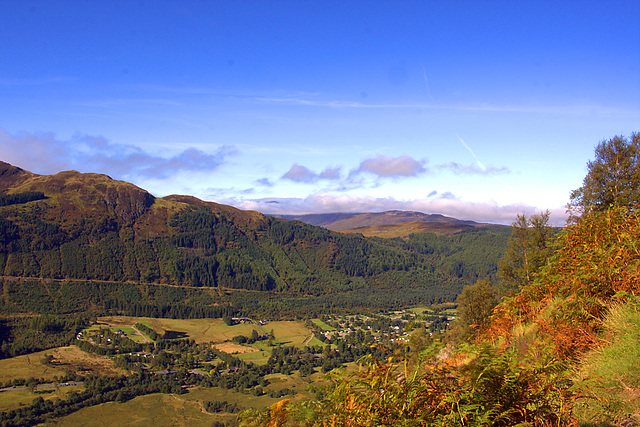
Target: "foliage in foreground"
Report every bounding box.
[240,343,574,427]
[574,296,640,425]
[246,206,640,426]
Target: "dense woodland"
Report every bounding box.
[0,196,507,298]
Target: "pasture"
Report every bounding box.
[0,385,84,413]
[0,346,123,384]
[311,318,335,331]
[52,393,223,427]
[95,316,316,353]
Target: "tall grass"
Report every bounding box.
[575,296,640,425]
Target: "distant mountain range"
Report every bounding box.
[273,211,485,238]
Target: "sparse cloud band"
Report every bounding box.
[0,128,236,180]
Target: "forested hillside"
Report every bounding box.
[0,162,508,325]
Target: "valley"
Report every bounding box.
[0,162,498,425]
[0,307,447,426]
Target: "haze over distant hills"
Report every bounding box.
[275,211,479,229]
[273,211,488,238]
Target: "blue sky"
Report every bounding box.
[1,1,639,225]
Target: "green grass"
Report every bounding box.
[0,346,125,386]
[0,349,69,384]
[575,297,640,424]
[186,386,283,409]
[53,393,225,426]
[236,350,271,364]
[265,321,313,347]
[307,337,325,347]
[311,319,335,331]
[94,317,315,349]
[97,316,262,343]
[0,385,84,413]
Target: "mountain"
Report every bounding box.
[274,210,484,237]
[0,162,509,318]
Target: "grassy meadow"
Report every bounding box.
[0,385,84,413]
[0,346,124,385]
[50,369,334,426]
[95,316,315,349]
[52,393,223,427]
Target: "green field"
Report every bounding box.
[96,317,315,351]
[265,321,313,347]
[0,349,68,384]
[83,324,151,344]
[51,370,328,427]
[311,318,335,331]
[306,336,325,347]
[0,346,124,385]
[98,316,262,343]
[0,385,84,413]
[52,393,224,427]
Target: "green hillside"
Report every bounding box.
[0,162,508,323]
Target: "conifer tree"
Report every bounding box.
[498,210,554,294]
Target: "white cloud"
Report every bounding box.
[282,164,342,183]
[282,164,317,183]
[0,128,236,180]
[355,154,427,177]
[255,178,274,187]
[319,167,341,180]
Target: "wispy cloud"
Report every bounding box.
[0,128,236,180]
[255,178,274,187]
[99,84,639,118]
[76,98,183,108]
[254,95,638,117]
[440,162,510,176]
[456,133,486,171]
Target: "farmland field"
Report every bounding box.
[95,317,315,351]
[0,346,124,385]
[311,318,335,331]
[97,317,259,344]
[53,371,329,427]
[53,393,222,427]
[0,385,84,413]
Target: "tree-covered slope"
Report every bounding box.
[0,162,508,313]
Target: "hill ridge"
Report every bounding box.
[0,161,508,315]
[274,210,481,232]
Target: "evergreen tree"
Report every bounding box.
[498,211,555,294]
